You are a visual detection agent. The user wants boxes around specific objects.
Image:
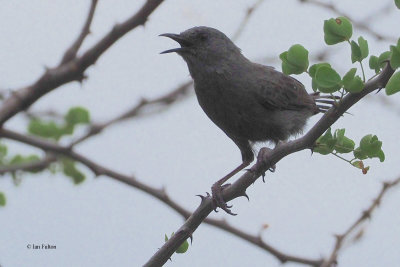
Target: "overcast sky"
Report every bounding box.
[1,1,400,266]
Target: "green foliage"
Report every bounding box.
[389,39,400,69]
[28,106,90,140]
[280,44,309,75]
[323,17,352,45]
[0,143,8,164]
[350,37,369,63]
[314,128,354,155]
[385,71,400,95]
[65,107,90,125]
[369,55,380,74]
[313,65,342,93]
[395,0,400,9]
[342,68,364,93]
[354,135,385,162]
[164,233,189,254]
[62,159,86,184]
[315,129,384,174]
[9,154,41,173]
[0,192,6,206]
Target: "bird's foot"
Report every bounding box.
[251,147,276,182]
[211,183,237,216]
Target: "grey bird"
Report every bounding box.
[160,26,331,215]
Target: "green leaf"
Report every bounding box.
[358,134,385,162]
[309,63,331,77]
[62,159,85,184]
[314,66,342,93]
[351,41,361,63]
[334,129,355,153]
[369,55,380,74]
[390,45,400,69]
[65,107,90,126]
[395,0,400,9]
[165,234,169,242]
[0,192,6,206]
[353,147,368,160]
[28,119,63,140]
[342,68,364,93]
[323,17,353,45]
[385,71,400,95]
[314,128,336,155]
[176,239,189,254]
[287,44,309,72]
[358,36,369,60]
[378,51,392,67]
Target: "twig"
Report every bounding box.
[60,0,98,64]
[231,0,265,42]
[144,63,395,266]
[0,128,321,266]
[0,0,165,126]
[321,176,400,267]
[72,80,193,145]
[0,154,57,175]
[299,0,397,42]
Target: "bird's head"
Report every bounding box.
[160,26,243,69]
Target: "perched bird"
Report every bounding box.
[160,26,331,215]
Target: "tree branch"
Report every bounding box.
[299,0,397,42]
[321,176,400,267]
[0,128,322,266]
[0,154,56,175]
[0,0,165,126]
[144,63,395,267]
[60,0,98,64]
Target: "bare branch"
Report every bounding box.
[144,63,395,266]
[0,154,56,175]
[299,0,397,42]
[321,176,400,267]
[60,0,99,64]
[231,0,265,42]
[0,128,321,266]
[0,0,165,126]
[72,80,193,145]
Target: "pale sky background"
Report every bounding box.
[1,1,400,267]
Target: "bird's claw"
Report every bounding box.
[211,183,237,216]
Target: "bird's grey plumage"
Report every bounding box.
[160,26,327,214]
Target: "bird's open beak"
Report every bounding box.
[159,33,193,54]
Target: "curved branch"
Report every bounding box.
[0,128,322,266]
[321,176,400,267]
[0,0,165,126]
[144,63,395,267]
[60,0,98,64]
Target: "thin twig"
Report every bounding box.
[0,0,166,126]
[0,128,321,266]
[321,176,400,267]
[60,0,99,64]
[299,0,397,42]
[144,63,395,266]
[231,0,265,42]
[0,154,57,175]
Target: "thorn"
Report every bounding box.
[239,191,250,201]
[189,234,193,245]
[262,173,266,183]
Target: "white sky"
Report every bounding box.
[1,1,400,266]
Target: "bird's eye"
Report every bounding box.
[199,33,208,41]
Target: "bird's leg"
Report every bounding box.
[211,161,250,215]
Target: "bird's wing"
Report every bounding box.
[254,66,316,112]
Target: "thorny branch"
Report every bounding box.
[299,0,397,42]
[0,127,322,266]
[321,176,400,267]
[0,0,165,126]
[144,63,395,266]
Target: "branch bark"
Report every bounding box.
[144,63,395,267]
[0,0,165,126]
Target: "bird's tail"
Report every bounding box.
[309,92,339,113]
